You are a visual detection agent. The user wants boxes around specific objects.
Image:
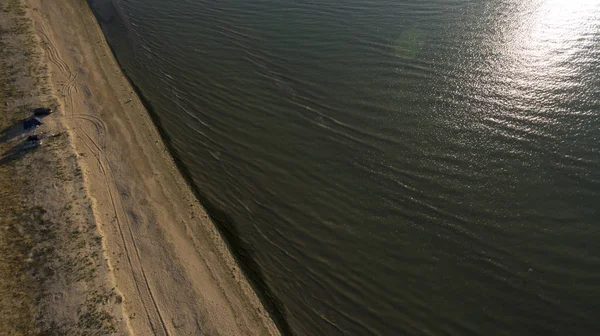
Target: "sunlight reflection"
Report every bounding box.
[526,0,599,55]
[485,0,600,100]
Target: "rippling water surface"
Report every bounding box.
[90,0,600,334]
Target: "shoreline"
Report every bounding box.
[100,24,293,334]
[115,63,293,336]
[87,12,294,336]
[7,0,282,334]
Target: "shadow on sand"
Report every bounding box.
[0,113,51,143]
[0,121,25,143]
[0,142,38,165]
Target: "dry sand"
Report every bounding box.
[0,0,281,334]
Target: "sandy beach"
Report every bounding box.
[0,0,280,334]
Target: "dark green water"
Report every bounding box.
[89,0,600,334]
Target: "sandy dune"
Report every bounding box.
[26,0,280,334]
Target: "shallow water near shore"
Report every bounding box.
[89,0,600,334]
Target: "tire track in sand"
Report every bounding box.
[35,24,169,336]
[72,114,107,150]
[75,128,169,336]
[36,27,78,115]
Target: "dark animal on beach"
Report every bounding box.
[33,107,53,117]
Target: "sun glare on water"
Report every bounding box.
[529,0,599,44]
[486,0,600,94]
